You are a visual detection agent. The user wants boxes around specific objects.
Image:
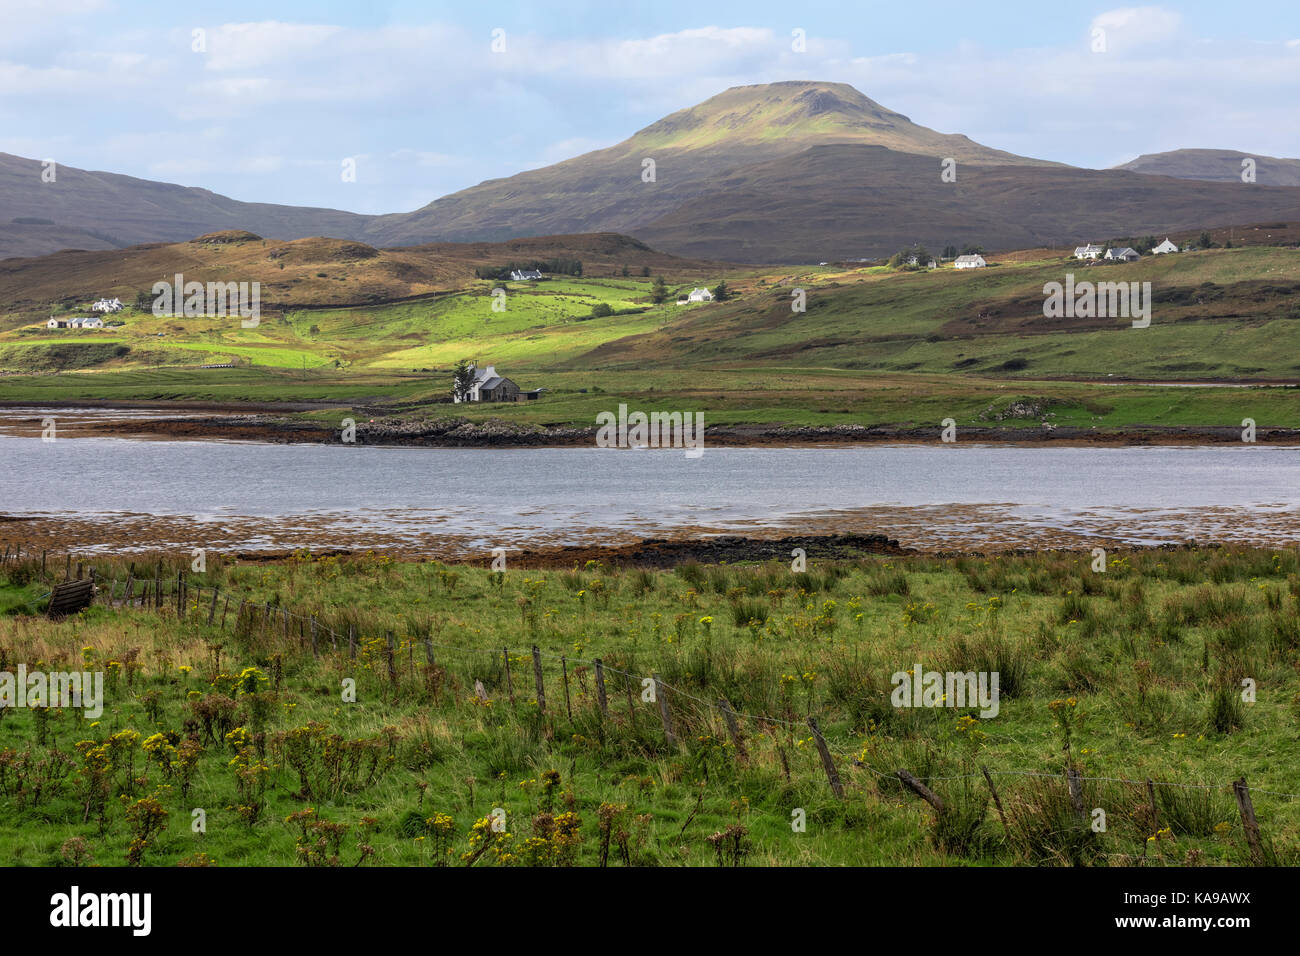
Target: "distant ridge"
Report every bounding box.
[7,82,1300,263]
[1114,148,1300,187]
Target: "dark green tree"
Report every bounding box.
[650,275,669,305]
[451,358,477,402]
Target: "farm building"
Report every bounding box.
[1151,238,1179,254]
[47,318,68,329]
[953,254,987,269]
[509,269,544,281]
[91,297,123,312]
[456,364,536,403]
[69,316,104,328]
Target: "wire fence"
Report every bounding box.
[6,555,1298,815]
[44,569,1300,806]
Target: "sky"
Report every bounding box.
[1,0,1298,215]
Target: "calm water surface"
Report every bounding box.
[1,419,1297,553]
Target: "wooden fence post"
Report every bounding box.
[208,587,220,626]
[531,645,546,713]
[807,716,843,799]
[503,647,515,704]
[309,616,319,658]
[624,674,638,732]
[1233,777,1267,865]
[897,770,945,814]
[981,766,1009,836]
[1066,768,1086,824]
[385,631,397,685]
[594,659,608,718]
[718,697,747,760]
[561,656,573,721]
[348,624,357,660]
[652,673,676,747]
[1146,778,1159,831]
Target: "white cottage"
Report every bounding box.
[687,288,714,302]
[1151,238,1179,255]
[1105,247,1140,262]
[953,254,986,269]
[1074,244,1104,260]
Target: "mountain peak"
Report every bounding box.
[632,80,913,149]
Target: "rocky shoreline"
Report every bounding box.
[33,411,1300,447]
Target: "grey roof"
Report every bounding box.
[1108,247,1139,257]
[478,376,504,391]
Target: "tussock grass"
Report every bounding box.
[1,544,1298,867]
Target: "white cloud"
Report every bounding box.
[201,22,343,72]
[3,11,1298,214]
[1090,6,1183,54]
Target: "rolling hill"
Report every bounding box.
[1114,149,1300,187]
[0,151,370,252]
[0,230,720,322]
[362,82,1300,261]
[7,82,1300,264]
[631,145,1300,262]
[361,81,1060,251]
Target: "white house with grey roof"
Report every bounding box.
[1074,244,1104,259]
[1105,247,1140,262]
[953,254,986,269]
[455,364,542,403]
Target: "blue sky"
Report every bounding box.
[2,1,1297,215]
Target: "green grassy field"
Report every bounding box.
[1,248,1298,433]
[1,546,1297,866]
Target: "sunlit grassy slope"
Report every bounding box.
[1,247,1298,430]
